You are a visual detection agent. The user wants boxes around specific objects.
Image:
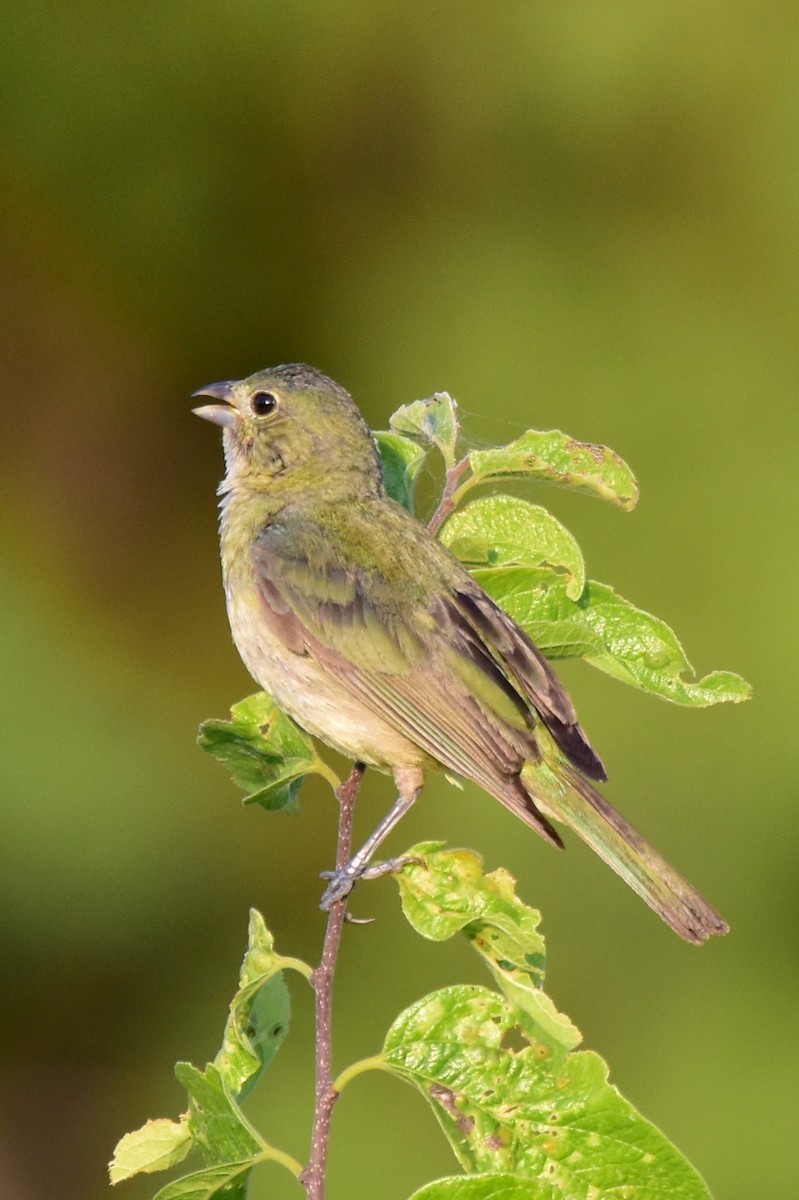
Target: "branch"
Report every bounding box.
[427,454,471,535]
[300,763,365,1200]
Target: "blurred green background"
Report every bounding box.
[1,3,795,1198]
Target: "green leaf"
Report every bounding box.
[110,911,305,1190]
[374,430,427,512]
[214,909,293,1100]
[467,428,639,510]
[473,566,751,706]
[152,1160,254,1200]
[382,984,712,1199]
[388,848,712,1197]
[440,496,585,600]
[409,1175,544,1200]
[577,581,752,704]
[233,975,291,1099]
[176,1063,263,1166]
[109,1117,192,1184]
[197,691,331,811]
[518,618,603,661]
[390,392,460,467]
[397,844,580,1049]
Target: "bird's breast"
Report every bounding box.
[223,568,427,772]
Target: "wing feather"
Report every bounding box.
[448,587,607,781]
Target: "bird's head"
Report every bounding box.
[193,363,384,498]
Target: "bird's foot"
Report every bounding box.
[319,856,425,911]
[318,867,356,910]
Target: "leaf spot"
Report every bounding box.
[429,1083,474,1136]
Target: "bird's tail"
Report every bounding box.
[521,760,728,944]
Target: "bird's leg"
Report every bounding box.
[319,767,423,909]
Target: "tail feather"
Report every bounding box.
[522,762,728,945]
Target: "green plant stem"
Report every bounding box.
[333,1054,391,1093]
[276,955,315,981]
[257,1145,305,1178]
[427,455,471,535]
[313,758,343,793]
[299,762,365,1200]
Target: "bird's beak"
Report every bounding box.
[192,381,238,428]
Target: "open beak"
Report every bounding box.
[192,380,238,428]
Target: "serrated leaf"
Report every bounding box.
[382,985,712,1199]
[468,429,639,510]
[110,912,304,1192]
[176,1063,263,1166]
[152,1160,254,1200]
[473,567,751,706]
[197,691,326,812]
[214,910,293,1099]
[576,581,752,704]
[409,1175,543,1200]
[110,1117,192,1184]
[390,392,460,467]
[390,850,712,1196]
[440,496,585,600]
[375,430,427,512]
[397,844,580,1050]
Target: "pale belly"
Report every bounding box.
[226,585,428,770]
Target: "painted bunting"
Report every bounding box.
[194,364,727,944]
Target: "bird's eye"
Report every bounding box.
[251,391,278,416]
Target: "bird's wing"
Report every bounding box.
[251,519,564,846]
[444,585,606,782]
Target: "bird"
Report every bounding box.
[193,363,728,944]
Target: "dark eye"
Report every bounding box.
[251,391,278,416]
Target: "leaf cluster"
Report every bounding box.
[380,393,749,706]
[111,849,715,1198]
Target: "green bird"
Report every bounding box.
[194,364,727,944]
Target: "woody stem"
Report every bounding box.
[427,455,471,535]
[300,762,365,1200]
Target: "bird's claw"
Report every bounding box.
[319,869,358,910]
[319,855,426,911]
[361,854,426,879]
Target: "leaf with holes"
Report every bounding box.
[110,911,306,1193]
[396,844,579,1049]
[466,428,639,510]
[213,909,296,1099]
[387,847,712,1197]
[382,985,712,1199]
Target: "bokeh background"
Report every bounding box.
[1,4,796,1198]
